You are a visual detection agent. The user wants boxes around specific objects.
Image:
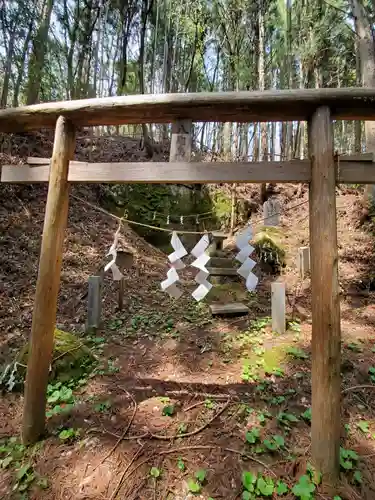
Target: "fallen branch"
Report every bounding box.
[149,400,231,440]
[342,385,375,394]
[109,444,145,500]
[159,444,276,476]
[94,389,138,471]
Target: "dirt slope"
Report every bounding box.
[1,133,375,499]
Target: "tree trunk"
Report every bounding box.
[26,0,54,105]
[351,0,375,200]
[354,34,362,152]
[259,4,267,202]
[1,28,16,108]
[13,20,34,107]
[139,0,154,158]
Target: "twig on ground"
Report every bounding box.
[109,444,145,500]
[118,453,156,487]
[90,427,149,441]
[184,394,228,412]
[159,444,276,476]
[150,400,231,440]
[93,389,138,471]
[52,344,85,362]
[342,385,375,394]
[184,400,206,412]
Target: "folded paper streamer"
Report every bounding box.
[235,225,258,291]
[168,231,188,269]
[161,232,187,298]
[190,234,212,301]
[105,225,125,281]
[161,267,183,299]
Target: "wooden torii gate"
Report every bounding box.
[2,88,375,489]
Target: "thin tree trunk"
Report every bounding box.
[26,0,54,104]
[139,0,154,157]
[13,22,33,107]
[351,0,375,200]
[354,35,362,152]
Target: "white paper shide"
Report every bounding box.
[235,225,258,291]
[161,232,187,298]
[190,234,212,301]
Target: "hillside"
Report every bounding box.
[1,135,375,499]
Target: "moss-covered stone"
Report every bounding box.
[254,227,286,274]
[1,329,94,391]
[104,183,215,246]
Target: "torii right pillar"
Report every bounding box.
[309,106,341,488]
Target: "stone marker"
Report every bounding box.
[272,281,286,334]
[263,197,281,226]
[297,246,310,279]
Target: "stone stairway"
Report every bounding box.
[207,232,249,316]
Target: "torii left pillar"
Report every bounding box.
[22,116,75,444]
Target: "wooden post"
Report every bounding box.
[309,106,341,486]
[271,281,286,334]
[86,276,102,330]
[22,116,75,444]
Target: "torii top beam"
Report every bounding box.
[1,88,375,133]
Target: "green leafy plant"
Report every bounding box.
[205,398,215,409]
[263,435,285,451]
[177,457,185,471]
[257,410,271,425]
[286,347,308,360]
[346,342,362,352]
[0,437,47,494]
[47,383,74,404]
[368,367,375,382]
[245,428,260,444]
[162,404,176,417]
[292,475,315,499]
[177,423,188,434]
[195,469,207,482]
[187,478,201,493]
[58,427,80,441]
[276,480,288,495]
[269,395,285,405]
[353,470,362,484]
[187,468,207,493]
[357,421,370,434]
[340,447,359,470]
[46,403,74,418]
[150,466,161,478]
[242,360,258,382]
[242,471,274,497]
[277,412,299,428]
[301,408,312,423]
[288,321,301,332]
[94,400,112,413]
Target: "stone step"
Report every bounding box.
[210,302,249,316]
[207,267,238,276]
[209,257,234,268]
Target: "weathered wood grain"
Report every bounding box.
[1,160,311,183]
[1,88,375,132]
[22,116,76,444]
[2,159,375,184]
[309,107,341,485]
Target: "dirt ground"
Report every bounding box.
[1,136,375,499]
